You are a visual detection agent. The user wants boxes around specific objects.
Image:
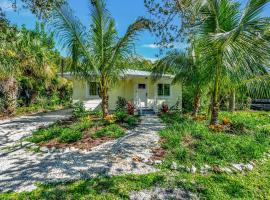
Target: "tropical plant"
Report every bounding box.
[152,45,210,117]
[197,0,270,124]
[47,0,150,117]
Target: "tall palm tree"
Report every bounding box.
[152,40,210,117]
[198,0,270,125]
[47,0,150,117]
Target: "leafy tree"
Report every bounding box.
[47,0,150,117]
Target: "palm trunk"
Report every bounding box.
[1,76,18,115]
[192,88,201,117]
[100,77,109,118]
[210,55,222,125]
[229,90,236,112]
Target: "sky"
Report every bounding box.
[1,0,270,61]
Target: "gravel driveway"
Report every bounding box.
[0,111,164,193]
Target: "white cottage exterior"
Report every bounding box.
[64,69,182,113]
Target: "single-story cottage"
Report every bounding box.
[64,69,182,113]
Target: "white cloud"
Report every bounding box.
[141,43,186,49]
[141,44,160,49]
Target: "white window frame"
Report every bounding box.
[86,82,100,99]
[157,83,171,98]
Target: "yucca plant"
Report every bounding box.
[47,0,150,117]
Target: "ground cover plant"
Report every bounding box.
[159,111,270,167]
[26,103,139,150]
[1,160,270,199]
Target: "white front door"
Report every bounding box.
[137,83,147,108]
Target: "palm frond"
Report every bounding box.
[48,2,97,73]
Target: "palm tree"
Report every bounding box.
[152,41,210,117]
[48,0,150,117]
[197,0,270,125]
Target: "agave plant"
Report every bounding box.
[47,0,150,117]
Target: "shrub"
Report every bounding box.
[93,124,125,138]
[73,101,87,118]
[28,127,63,143]
[104,114,116,124]
[127,101,135,115]
[73,116,93,131]
[115,110,128,123]
[59,129,83,143]
[125,115,139,127]
[160,102,169,113]
[116,96,127,111]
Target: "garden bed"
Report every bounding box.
[26,111,140,151]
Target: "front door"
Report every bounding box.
[137,83,147,108]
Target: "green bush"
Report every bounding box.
[115,110,128,123]
[93,124,125,139]
[59,129,83,143]
[73,101,88,118]
[125,116,139,127]
[115,96,127,111]
[28,127,63,143]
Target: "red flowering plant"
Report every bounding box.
[127,101,135,115]
[160,102,169,113]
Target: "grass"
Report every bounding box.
[159,111,270,166]
[1,160,270,199]
[92,124,125,139]
[1,110,270,199]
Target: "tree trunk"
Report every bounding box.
[1,76,18,115]
[100,78,109,118]
[210,59,221,125]
[229,90,236,112]
[192,89,201,118]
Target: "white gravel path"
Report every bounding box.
[0,112,165,193]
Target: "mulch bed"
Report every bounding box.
[40,126,118,151]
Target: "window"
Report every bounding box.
[158,84,170,96]
[138,84,146,89]
[88,82,99,96]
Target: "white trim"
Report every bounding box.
[156,83,171,99]
[85,82,100,99]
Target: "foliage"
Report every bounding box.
[58,129,83,143]
[0,18,71,115]
[115,96,127,111]
[72,101,87,118]
[127,101,135,115]
[104,114,116,124]
[27,116,93,144]
[160,102,169,113]
[114,110,139,128]
[92,124,125,139]
[115,110,128,123]
[159,111,270,166]
[47,0,150,117]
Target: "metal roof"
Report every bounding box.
[61,69,174,79]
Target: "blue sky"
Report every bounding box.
[2,0,270,61]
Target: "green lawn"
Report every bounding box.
[1,160,270,200]
[2,110,270,199]
[159,111,270,166]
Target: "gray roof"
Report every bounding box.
[61,69,174,79]
[123,69,174,78]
